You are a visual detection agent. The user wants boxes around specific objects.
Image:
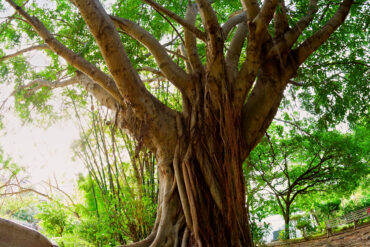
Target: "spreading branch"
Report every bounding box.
[111,16,191,94]
[4,0,123,103]
[184,2,203,72]
[222,11,246,38]
[226,22,248,80]
[234,0,278,109]
[142,0,206,42]
[0,44,49,62]
[241,73,287,157]
[240,0,260,21]
[142,76,166,83]
[18,77,78,95]
[137,66,163,76]
[0,0,29,35]
[196,0,227,97]
[254,0,278,35]
[72,1,178,151]
[74,0,159,121]
[267,0,318,59]
[273,0,289,37]
[196,0,222,46]
[292,0,353,66]
[0,184,52,200]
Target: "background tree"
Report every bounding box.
[248,121,369,239]
[0,0,367,246]
[36,200,75,246]
[244,157,273,244]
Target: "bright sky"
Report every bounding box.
[0,90,84,194]
[1,112,83,192]
[0,0,85,194]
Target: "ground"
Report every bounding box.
[267,223,370,247]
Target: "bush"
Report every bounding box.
[295,215,315,239]
[36,200,75,238]
[250,221,270,244]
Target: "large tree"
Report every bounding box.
[0,0,364,246]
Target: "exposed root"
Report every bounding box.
[121,231,156,247]
[181,228,189,247]
[174,216,186,247]
[173,141,193,229]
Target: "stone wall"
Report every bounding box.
[266,224,370,247]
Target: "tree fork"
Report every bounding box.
[2,0,355,246]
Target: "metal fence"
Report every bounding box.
[325,207,370,229]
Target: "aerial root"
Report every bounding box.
[121,231,156,247]
[181,228,189,247]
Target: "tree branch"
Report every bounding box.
[184,2,203,73]
[12,72,119,111]
[226,21,248,81]
[267,0,318,59]
[17,76,78,95]
[142,76,166,83]
[290,182,319,202]
[240,0,260,21]
[0,183,52,200]
[273,0,289,37]
[289,155,329,190]
[222,11,246,38]
[111,16,191,94]
[254,0,278,36]
[43,181,77,208]
[233,0,278,109]
[288,80,306,87]
[4,0,123,103]
[0,0,30,35]
[241,71,288,158]
[292,0,354,66]
[141,0,206,42]
[0,44,49,62]
[196,0,226,93]
[75,0,158,119]
[196,0,222,43]
[137,66,163,76]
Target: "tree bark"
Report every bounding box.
[116,70,255,246]
[284,207,291,240]
[3,0,354,246]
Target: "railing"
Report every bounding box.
[325,207,370,229]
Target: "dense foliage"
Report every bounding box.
[0,0,368,246]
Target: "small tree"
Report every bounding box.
[248,122,368,239]
[36,200,75,238]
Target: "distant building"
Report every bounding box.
[272,230,281,241]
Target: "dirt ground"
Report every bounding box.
[266,223,370,247]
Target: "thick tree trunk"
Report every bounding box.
[121,72,255,246]
[144,143,253,246]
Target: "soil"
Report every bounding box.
[266,223,370,247]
